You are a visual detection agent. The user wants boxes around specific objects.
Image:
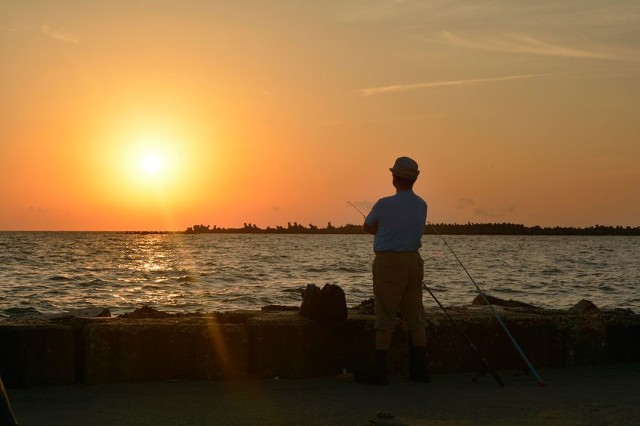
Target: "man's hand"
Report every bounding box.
[363,221,378,235]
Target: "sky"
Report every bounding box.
[1,0,639,231]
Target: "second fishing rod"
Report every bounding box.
[427,223,544,386]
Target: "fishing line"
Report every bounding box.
[428,223,545,387]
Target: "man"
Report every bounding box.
[357,156,430,385]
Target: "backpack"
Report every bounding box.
[299,283,348,322]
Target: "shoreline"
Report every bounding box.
[3,294,639,323]
[3,224,640,235]
[1,300,638,389]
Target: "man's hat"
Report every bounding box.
[389,156,420,179]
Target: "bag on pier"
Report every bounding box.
[299,283,348,322]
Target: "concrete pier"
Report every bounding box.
[1,306,638,388]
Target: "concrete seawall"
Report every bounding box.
[1,306,639,388]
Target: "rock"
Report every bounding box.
[261,305,299,312]
[118,305,173,319]
[351,298,375,315]
[49,307,111,320]
[471,294,537,309]
[569,299,599,314]
[3,307,43,320]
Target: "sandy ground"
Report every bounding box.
[6,363,640,425]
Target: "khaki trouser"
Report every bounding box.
[372,251,426,331]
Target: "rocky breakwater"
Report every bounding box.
[0,299,638,388]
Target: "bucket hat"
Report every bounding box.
[389,156,420,179]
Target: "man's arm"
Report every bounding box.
[363,221,378,235]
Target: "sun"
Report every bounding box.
[117,133,178,191]
[140,154,163,175]
[97,120,205,209]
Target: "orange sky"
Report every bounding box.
[1,1,639,231]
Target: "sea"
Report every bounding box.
[0,232,638,319]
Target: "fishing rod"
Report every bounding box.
[347,201,366,219]
[347,201,504,386]
[421,281,504,387]
[427,223,545,387]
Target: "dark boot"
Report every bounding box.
[409,346,431,383]
[355,350,388,385]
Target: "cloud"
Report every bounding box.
[4,25,29,32]
[319,112,447,127]
[455,198,475,210]
[359,74,537,96]
[40,24,80,44]
[474,204,516,219]
[337,0,423,22]
[456,198,518,220]
[435,30,633,61]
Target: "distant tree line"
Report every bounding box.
[426,223,640,236]
[185,222,640,236]
[185,222,363,234]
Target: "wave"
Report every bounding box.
[49,275,72,281]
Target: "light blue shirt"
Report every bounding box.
[365,190,428,252]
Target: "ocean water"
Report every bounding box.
[0,232,638,318]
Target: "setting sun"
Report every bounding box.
[122,135,174,188]
[140,154,163,175]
